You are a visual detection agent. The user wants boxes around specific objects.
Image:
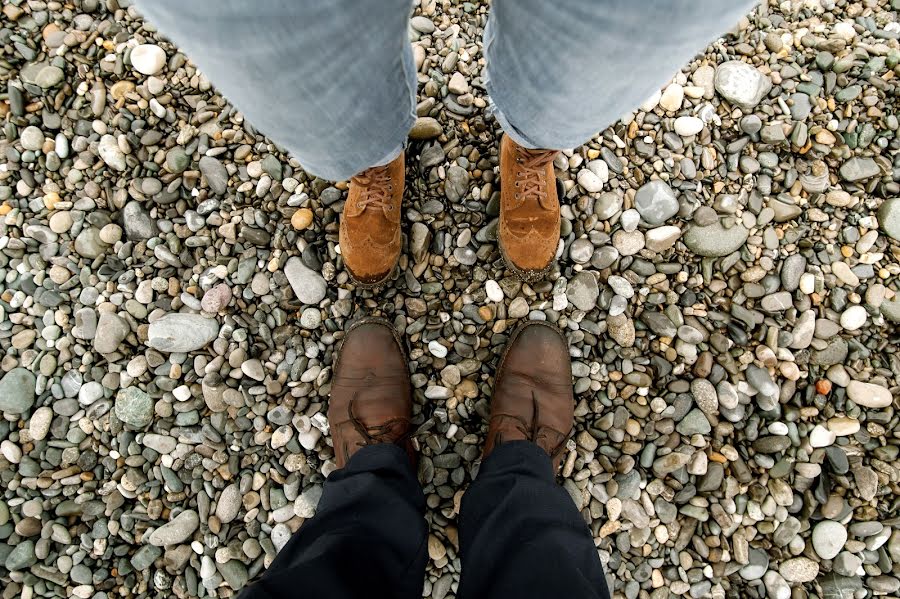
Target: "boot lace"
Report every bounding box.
[350,164,394,212]
[513,147,559,208]
[488,394,570,463]
[348,399,410,448]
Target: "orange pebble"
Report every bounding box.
[816,379,832,395]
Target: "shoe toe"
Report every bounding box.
[340,320,404,369]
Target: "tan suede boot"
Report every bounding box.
[339,152,404,287]
[498,135,560,282]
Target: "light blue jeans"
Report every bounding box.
[137,0,755,181]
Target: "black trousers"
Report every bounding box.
[241,441,611,599]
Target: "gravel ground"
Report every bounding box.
[2,0,900,598]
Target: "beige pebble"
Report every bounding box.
[291,208,314,230]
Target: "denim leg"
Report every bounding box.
[484,0,758,150]
[458,441,612,599]
[239,444,427,599]
[135,0,416,181]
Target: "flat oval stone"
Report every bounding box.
[0,368,37,414]
[683,222,749,257]
[148,313,220,352]
[147,510,200,546]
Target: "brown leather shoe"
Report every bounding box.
[498,134,560,282]
[339,152,404,287]
[483,321,573,471]
[328,317,414,468]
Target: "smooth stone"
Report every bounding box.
[130,44,166,75]
[778,557,819,583]
[673,116,703,136]
[634,180,679,225]
[839,157,880,181]
[409,117,442,140]
[97,134,126,171]
[5,540,36,571]
[683,222,749,257]
[445,165,470,202]
[645,226,681,252]
[812,520,848,560]
[577,169,604,193]
[74,228,107,259]
[147,510,200,546]
[201,283,232,313]
[594,192,622,220]
[94,312,129,354]
[691,379,718,414]
[165,147,190,174]
[653,451,693,476]
[131,545,162,571]
[612,230,645,256]
[218,560,249,590]
[294,485,323,518]
[839,305,867,331]
[284,257,327,304]
[215,484,241,524]
[566,272,599,311]
[882,299,900,323]
[115,387,154,429]
[29,406,53,440]
[148,313,220,352]
[122,202,158,240]
[809,425,836,448]
[199,156,229,195]
[676,408,711,435]
[448,72,469,94]
[846,381,892,408]
[740,548,769,581]
[0,368,37,414]
[142,433,176,454]
[878,198,900,241]
[31,64,65,88]
[20,126,44,151]
[569,239,594,264]
[714,60,772,109]
[607,275,634,299]
[659,83,684,111]
[607,314,635,348]
[763,571,791,599]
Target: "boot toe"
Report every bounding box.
[340,228,399,285]
[339,319,405,370]
[505,322,571,378]
[500,228,558,272]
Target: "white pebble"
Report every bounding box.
[576,169,603,193]
[674,116,704,136]
[428,340,448,358]
[131,44,166,76]
[809,424,835,448]
[621,209,640,232]
[485,280,504,303]
[833,21,856,41]
[839,305,867,331]
[659,83,684,112]
[799,273,816,294]
[0,440,22,463]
